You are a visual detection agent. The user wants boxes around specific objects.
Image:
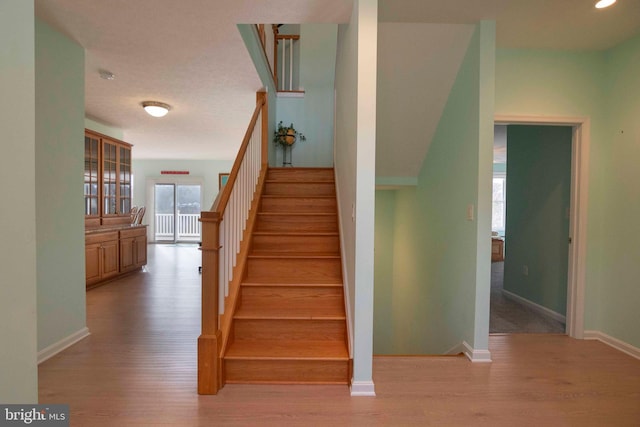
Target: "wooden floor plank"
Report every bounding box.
[38,244,640,426]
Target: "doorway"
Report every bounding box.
[490,125,570,334]
[154,183,202,243]
[491,116,590,339]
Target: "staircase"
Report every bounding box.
[223,167,350,384]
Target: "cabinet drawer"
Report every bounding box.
[86,231,119,245]
[120,227,146,239]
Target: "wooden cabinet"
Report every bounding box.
[491,238,504,262]
[85,231,120,287]
[84,130,133,228]
[85,226,147,288]
[120,227,147,272]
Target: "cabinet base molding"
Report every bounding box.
[38,327,90,364]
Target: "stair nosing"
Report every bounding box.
[248,253,341,259]
[241,282,343,287]
[253,231,339,236]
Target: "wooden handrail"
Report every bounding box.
[198,90,268,395]
[210,92,267,214]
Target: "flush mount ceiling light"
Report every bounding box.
[595,0,616,9]
[141,101,171,118]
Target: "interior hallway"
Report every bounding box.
[38,245,640,426]
[490,261,566,334]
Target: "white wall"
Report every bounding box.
[0,0,38,403]
[132,159,233,240]
[334,0,377,395]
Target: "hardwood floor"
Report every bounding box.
[39,244,640,426]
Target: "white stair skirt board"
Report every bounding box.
[38,327,90,364]
[502,289,567,324]
[351,381,376,397]
[584,330,640,361]
[463,341,492,363]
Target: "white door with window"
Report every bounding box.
[154,183,202,242]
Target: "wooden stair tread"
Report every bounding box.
[242,281,343,287]
[225,340,349,360]
[261,195,336,199]
[249,251,340,258]
[258,212,336,217]
[253,231,338,236]
[235,304,345,320]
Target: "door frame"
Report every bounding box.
[146,176,204,243]
[494,115,590,339]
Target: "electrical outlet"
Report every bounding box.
[523,265,529,276]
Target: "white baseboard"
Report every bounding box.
[38,327,90,364]
[584,330,640,360]
[350,380,376,397]
[502,289,566,324]
[462,341,492,363]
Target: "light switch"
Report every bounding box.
[467,204,474,221]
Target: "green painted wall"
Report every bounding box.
[35,18,87,353]
[373,190,395,354]
[598,34,640,347]
[237,24,277,166]
[496,36,640,349]
[374,23,494,354]
[495,48,608,334]
[275,24,337,167]
[504,125,572,316]
[0,0,38,403]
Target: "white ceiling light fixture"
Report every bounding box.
[595,0,616,9]
[142,101,171,118]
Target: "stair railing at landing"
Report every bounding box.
[198,91,268,395]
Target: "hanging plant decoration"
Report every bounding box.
[273,121,307,147]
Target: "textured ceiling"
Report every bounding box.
[34,0,353,159]
[35,0,639,161]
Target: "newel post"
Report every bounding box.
[198,210,222,394]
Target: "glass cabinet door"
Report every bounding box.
[84,135,100,216]
[119,146,132,215]
[103,141,118,215]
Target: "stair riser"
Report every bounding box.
[255,215,337,233]
[234,319,346,341]
[264,182,335,197]
[225,359,349,384]
[246,258,342,283]
[260,197,337,213]
[240,286,344,309]
[252,234,339,253]
[267,168,335,182]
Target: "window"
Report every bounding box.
[492,173,506,234]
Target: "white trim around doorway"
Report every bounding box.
[494,115,590,340]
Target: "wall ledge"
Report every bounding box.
[584,330,640,360]
[38,327,90,364]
